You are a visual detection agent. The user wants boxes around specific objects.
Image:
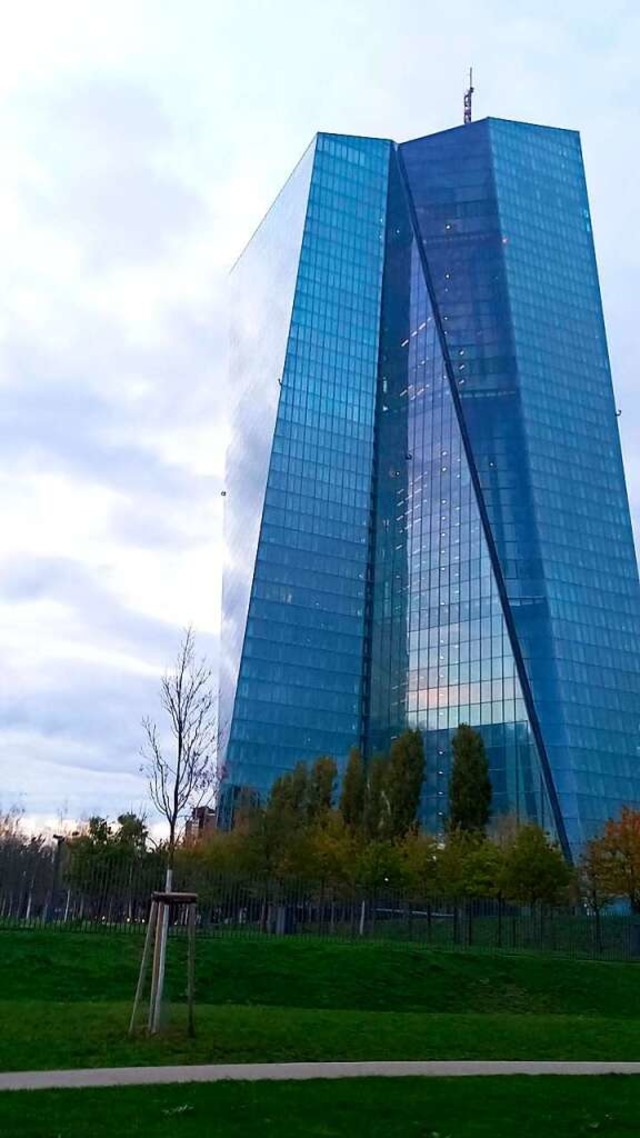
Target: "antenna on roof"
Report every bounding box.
[463,67,474,125]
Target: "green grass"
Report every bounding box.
[0,1002,638,1071]
[2,930,639,1016]
[1,1077,639,1137]
[0,930,638,1074]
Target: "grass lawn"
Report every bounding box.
[2,930,639,1016]
[0,931,638,1074]
[1,1076,639,1137]
[0,1002,638,1071]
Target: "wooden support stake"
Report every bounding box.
[129,899,157,1036]
[148,899,165,1034]
[187,901,196,1038]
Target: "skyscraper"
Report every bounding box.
[218,118,640,855]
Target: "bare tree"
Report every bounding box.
[139,627,218,1033]
[141,627,218,887]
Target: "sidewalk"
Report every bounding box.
[2,1060,640,1091]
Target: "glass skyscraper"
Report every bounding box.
[219,118,640,855]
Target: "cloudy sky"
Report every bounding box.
[1,0,638,828]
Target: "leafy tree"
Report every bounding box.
[355,839,405,895]
[307,757,337,824]
[498,823,571,907]
[593,807,640,913]
[66,814,150,876]
[269,762,309,821]
[579,836,614,912]
[433,830,474,897]
[461,838,506,900]
[386,730,425,840]
[400,830,439,898]
[304,812,357,892]
[263,756,336,837]
[340,747,366,833]
[240,798,292,882]
[448,724,492,835]
[363,754,389,840]
[115,813,149,856]
[578,835,615,954]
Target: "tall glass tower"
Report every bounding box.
[219,119,640,855]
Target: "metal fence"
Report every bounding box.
[1,843,638,961]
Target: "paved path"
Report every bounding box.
[2,1061,640,1091]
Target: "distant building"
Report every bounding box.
[184,806,217,845]
[218,118,640,856]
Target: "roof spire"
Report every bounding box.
[463,67,474,125]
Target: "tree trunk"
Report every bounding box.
[594,904,603,956]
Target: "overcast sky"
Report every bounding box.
[1,0,638,829]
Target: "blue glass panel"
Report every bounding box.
[219,141,316,779]
[368,147,559,838]
[222,134,391,801]
[221,117,639,852]
[401,119,640,850]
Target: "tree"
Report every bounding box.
[236,800,289,883]
[307,757,337,824]
[116,812,149,856]
[386,730,425,839]
[304,811,357,894]
[0,806,48,922]
[448,724,492,835]
[579,837,615,912]
[355,839,405,896]
[141,626,218,883]
[433,830,473,898]
[268,756,337,829]
[498,823,571,907]
[65,813,153,913]
[400,830,439,899]
[579,836,615,954]
[269,762,309,820]
[141,626,217,1032]
[461,838,506,900]
[593,807,640,913]
[340,747,366,833]
[0,804,24,846]
[363,754,389,840]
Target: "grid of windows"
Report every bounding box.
[401,119,640,848]
[368,149,557,835]
[219,141,315,773]
[221,119,639,850]
[222,134,390,795]
[492,119,640,844]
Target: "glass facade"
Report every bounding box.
[220,118,640,854]
[219,141,315,775]
[401,120,640,848]
[220,134,391,808]
[368,148,559,838]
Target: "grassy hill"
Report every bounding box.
[1,929,638,1016]
[0,930,638,1072]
